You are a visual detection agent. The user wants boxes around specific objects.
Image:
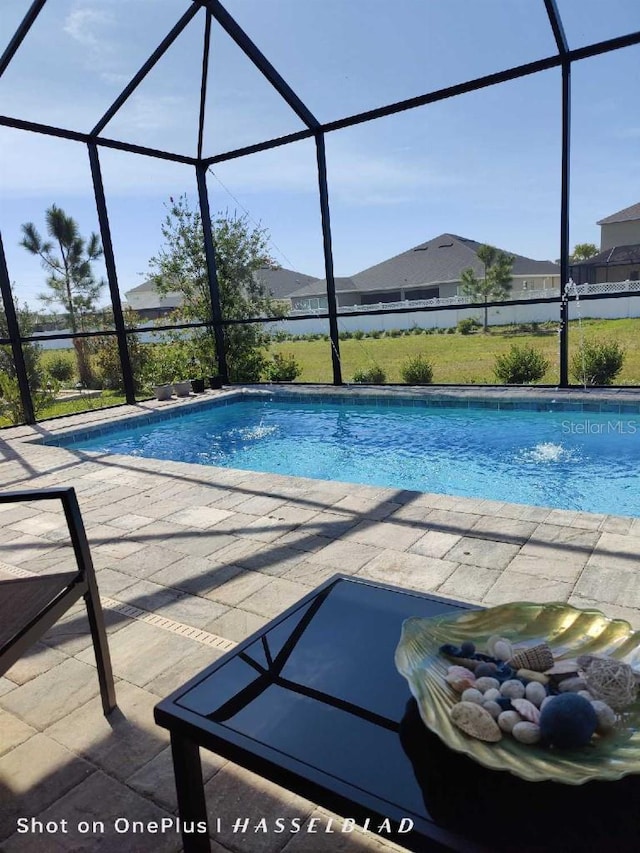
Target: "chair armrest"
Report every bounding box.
[0,487,74,504]
[0,486,96,585]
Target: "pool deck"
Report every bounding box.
[2,385,640,852]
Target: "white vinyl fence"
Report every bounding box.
[271,281,640,336]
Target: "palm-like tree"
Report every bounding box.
[21,205,104,386]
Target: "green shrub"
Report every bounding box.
[93,333,151,393]
[338,330,353,340]
[457,318,478,335]
[446,327,455,334]
[494,344,549,384]
[368,330,383,339]
[411,327,424,335]
[401,354,434,385]
[352,329,365,340]
[265,352,302,382]
[352,365,386,384]
[386,328,402,338]
[46,352,75,382]
[145,342,192,385]
[571,339,625,386]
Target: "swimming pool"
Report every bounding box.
[57,393,640,516]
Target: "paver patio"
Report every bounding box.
[2,388,640,852]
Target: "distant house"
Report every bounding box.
[597,202,640,251]
[124,266,318,318]
[288,234,560,311]
[570,202,640,285]
[251,266,319,309]
[124,279,183,319]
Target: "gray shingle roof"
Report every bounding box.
[288,276,357,298]
[288,234,559,298]
[125,279,156,295]
[126,267,318,301]
[571,244,640,266]
[252,266,318,298]
[597,202,640,225]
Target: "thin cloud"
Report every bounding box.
[63,7,113,48]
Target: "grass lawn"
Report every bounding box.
[37,391,126,420]
[270,319,640,385]
[2,317,640,428]
[0,390,126,428]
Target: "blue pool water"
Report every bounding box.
[66,398,640,516]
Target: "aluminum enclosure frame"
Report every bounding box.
[0,0,639,422]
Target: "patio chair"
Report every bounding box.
[0,486,116,715]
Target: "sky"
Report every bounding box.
[1,0,639,312]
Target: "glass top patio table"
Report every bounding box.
[154,575,640,853]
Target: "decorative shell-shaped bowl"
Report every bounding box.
[394,601,640,785]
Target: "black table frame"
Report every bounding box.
[154,575,473,853]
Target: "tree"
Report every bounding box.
[460,244,514,332]
[570,243,598,262]
[149,195,279,381]
[0,296,53,423]
[20,205,105,386]
[556,243,599,264]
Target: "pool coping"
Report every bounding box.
[30,384,640,448]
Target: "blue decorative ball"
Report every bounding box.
[539,693,597,748]
[460,641,476,657]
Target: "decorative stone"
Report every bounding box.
[445,674,476,693]
[512,721,541,745]
[545,659,580,678]
[447,665,476,680]
[525,681,547,708]
[482,700,502,719]
[474,662,498,678]
[500,679,526,700]
[559,677,588,693]
[591,700,617,734]
[494,663,515,682]
[511,697,541,724]
[539,694,597,748]
[475,677,500,693]
[517,668,550,685]
[451,702,502,742]
[483,688,501,703]
[497,710,522,733]
[487,636,513,660]
[461,688,484,705]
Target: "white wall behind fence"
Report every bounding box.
[270,286,640,336]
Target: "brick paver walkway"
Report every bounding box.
[2,388,640,852]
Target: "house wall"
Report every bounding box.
[509,274,560,293]
[125,291,183,310]
[601,221,640,250]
